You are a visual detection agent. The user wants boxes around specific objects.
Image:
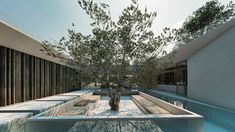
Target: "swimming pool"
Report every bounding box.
[142,89,235,132]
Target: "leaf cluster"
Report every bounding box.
[42,0,175,88]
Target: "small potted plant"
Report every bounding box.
[108,90,121,111]
[108,81,122,111]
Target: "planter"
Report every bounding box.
[108,91,121,111]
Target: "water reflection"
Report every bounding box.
[68,120,163,132]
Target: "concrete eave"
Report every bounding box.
[0,20,73,67]
[165,19,235,68]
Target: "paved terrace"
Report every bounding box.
[88,96,143,116]
[0,90,92,132]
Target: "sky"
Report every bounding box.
[0,0,233,43]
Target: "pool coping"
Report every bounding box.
[27,91,203,121]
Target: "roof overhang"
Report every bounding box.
[0,20,75,68]
[164,19,235,68]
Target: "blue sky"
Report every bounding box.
[0,0,232,42]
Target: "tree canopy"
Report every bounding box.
[42,0,174,88]
[174,0,235,49]
[42,0,235,88]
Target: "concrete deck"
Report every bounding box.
[59,90,92,96]
[132,95,171,115]
[26,92,204,132]
[87,96,144,116]
[0,112,32,132]
[0,101,63,115]
[36,95,77,102]
[0,90,93,132]
[59,95,101,116]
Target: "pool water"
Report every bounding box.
[142,89,235,132]
[205,121,230,132]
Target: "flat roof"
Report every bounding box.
[0,20,70,67]
[167,19,235,67]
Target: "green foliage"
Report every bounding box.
[42,0,234,88]
[43,0,175,88]
[174,0,235,49]
[183,0,234,34]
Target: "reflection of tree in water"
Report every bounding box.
[68,120,162,132]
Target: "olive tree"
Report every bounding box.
[43,0,174,88]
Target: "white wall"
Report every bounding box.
[157,85,177,93]
[157,85,186,95]
[188,26,235,111]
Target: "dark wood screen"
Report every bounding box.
[0,46,81,106]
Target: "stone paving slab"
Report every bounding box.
[36,95,77,102]
[0,90,93,132]
[94,90,139,96]
[68,120,162,132]
[58,95,100,116]
[132,95,171,115]
[0,100,63,115]
[87,96,143,116]
[59,90,92,96]
[59,107,87,116]
[0,112,33,132]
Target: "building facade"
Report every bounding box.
[0,21,81,106]
[158,19,235,111]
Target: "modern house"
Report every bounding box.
[0,20,81,107]
[0,16,234,132]
[158,19,235,111]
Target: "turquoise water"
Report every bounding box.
[205,121,230,132]
[143,89,235,132]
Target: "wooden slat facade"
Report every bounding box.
[6,48,12,105]
[0,46,81,106]
[0,47,7,106]
[15,51,22,103]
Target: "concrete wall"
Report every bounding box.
[157,85,186,96]
[188,26,235,111]
[156,85,177,93]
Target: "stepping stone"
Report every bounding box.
[59,96,100,116]
[132,95,171,115]
[74,100,90,106]
[0,112,32,132]
[59,107,87,116]
[59,90,92,96]
[82,95,100,103]
[0,100,63,115]
[36,95,77,102]
[74,95,100,106]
